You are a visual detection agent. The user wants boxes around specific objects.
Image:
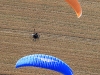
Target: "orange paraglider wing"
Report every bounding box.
[65,0,82,18]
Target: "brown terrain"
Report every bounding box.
[0,0,100,75]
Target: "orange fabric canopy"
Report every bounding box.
[65,0,82,18]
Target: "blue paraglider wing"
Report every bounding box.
[15,54,73,75]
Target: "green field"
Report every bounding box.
[0,0,100,75]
